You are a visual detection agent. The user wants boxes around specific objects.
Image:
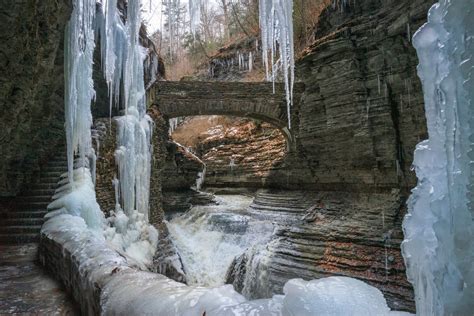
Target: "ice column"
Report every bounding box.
[64,0,97,184]
[402,1,474,315]
[97,0,158,267]
[259,0,295,129]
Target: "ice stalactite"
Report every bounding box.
[64,0,97,186]
[61,0,105,230]
[62,0,158,267]
[100,0,158,268]
[259,0,295,129]
[402,1,474,315]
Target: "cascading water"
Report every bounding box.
[402,0,474,314]
[166,195,274,287]
[54,0,474,314]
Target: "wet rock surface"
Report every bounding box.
[225,190,414,312]
[0,243,78,315]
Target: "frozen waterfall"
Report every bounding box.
[62,0,157,267]
[402,0,474,315]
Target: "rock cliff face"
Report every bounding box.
[196,119,286,189]
[226,189,413,311]
[0,0,71,196]
[204,0,436,312]
[279,0,434,192]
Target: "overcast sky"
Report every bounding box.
[142,0,219,34]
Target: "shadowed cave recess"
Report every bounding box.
[0,0,472,315]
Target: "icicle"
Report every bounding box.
[249,52,253,72]
[259,0,295,129]
[402,1,474,314]
[64,0,97,186]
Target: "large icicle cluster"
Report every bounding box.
[62,0,105,229]
[402,1,474,314]
[63,0,157,267]
[99,0,158,267]
[259,0,295,128]
[64,0,97,185]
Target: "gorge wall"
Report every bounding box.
[0,0,71,197]
[279,0,434,193]
[170,0,436,312]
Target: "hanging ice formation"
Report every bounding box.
[59,0,105,230]
[63,0,158,266]
[402,0,474,315]
[259,0,295,129]
[64,0,97,186]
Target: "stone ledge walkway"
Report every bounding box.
[0,243,78,315]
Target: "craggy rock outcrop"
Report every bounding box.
[222,0,436,312]
[197,120,287,189]
[275,0,434,192]
[162,142,204,191]
[196,35,262,81]
[226,190,413,311]
[0,0,71,196]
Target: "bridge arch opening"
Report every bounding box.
[169,115,289,190]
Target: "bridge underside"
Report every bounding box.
[149,81,304,150]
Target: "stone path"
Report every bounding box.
[0,243,78,315]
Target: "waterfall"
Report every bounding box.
[166,195,274,287]
[402,1,474,314]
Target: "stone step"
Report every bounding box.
[20,195,53,203]
[44,166,68,172]
[0,233,40,244]
[40,172,63,179]
[0,225,42,234]
[29,183,59,190]
[17,201,50,209]
[23,189,56,196]
[38,177,62,184]
[1,218,44,226]
[3,211,47,219]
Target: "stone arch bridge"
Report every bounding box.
[149,81,305,149]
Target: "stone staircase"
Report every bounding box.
[0,148,67,244]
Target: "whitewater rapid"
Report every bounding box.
[166,194,274,287]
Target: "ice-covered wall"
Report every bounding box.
[402,1,474,314]
[40,212,404,315]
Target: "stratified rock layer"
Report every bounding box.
[0,0,71,196]
[278,0,434,191]
[226,190,414,311]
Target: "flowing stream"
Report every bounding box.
[166,195,274,287]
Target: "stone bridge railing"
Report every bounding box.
[148,81,305,149]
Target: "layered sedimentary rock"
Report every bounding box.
[204,0,436,312]
[280,0,434,191]
[197,120,286,189]
[0,1,71,196]
[226,190,413,311]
